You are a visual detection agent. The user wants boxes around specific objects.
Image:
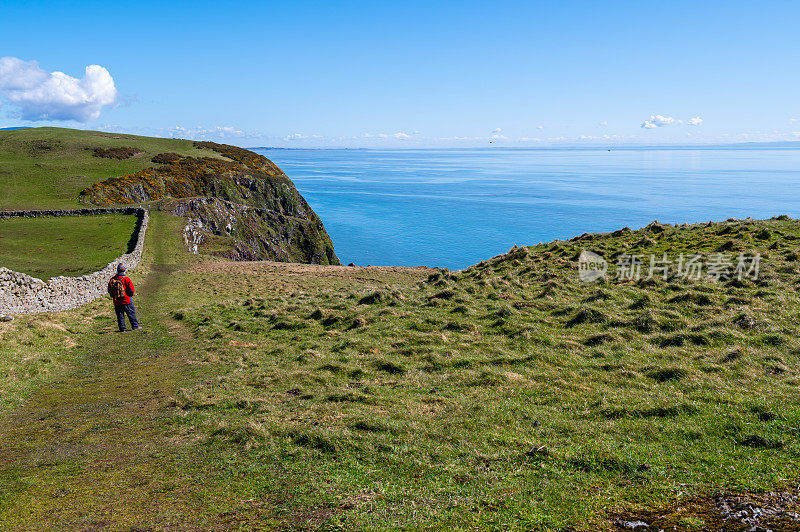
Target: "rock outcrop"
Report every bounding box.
[166,197,337,264]
[80,142,339,265]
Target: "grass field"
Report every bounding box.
[0,127,225,210]
[1,211,799,530]
[168,217,800,530]
[0,214,139,279]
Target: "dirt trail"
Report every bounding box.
[0,213,212,530]
[0,213,433,530]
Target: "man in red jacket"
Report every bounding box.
[108,263,140,332]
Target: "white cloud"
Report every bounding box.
[599,121,608,126]
[492,127,502,134]
[359,131,413,140]
[641,114,675,129]
[0,58,47,91]
[164,125,249,140]
[216,126,246,137]
[578,134,621,140]
[641,114,703,129]
[282,133,323,141]
[0,57,117,122]
[653,115,675,126]
[490,133,507,140]
[536,125,544,130]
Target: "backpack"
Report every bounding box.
[110,277,126,299]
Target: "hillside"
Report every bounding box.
[167,216,800,530]
[0,127,338,264]
[1,211,798,530]
[0,127,226,210]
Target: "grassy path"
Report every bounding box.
[0,212,432,530]
[0,213,231,529]
[5,213,799,530]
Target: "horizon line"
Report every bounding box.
[249,140,800,151]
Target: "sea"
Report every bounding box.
[253,147,800,270]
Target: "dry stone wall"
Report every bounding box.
[0,207,148,315]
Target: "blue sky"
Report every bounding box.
[1,0,799,147]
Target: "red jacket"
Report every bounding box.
[108,274,135,306]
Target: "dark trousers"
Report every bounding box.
[115,303,139,331]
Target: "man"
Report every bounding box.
[108,263,140,332]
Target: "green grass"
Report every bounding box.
[0,214,139,279]
[0,301,105,410]
[0,127,225,209]
[2,213,800,530]
[169,216,800,529]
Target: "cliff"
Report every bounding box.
[80,141,339,265]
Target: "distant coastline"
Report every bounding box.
[250,141,800,151]
[248,146,367,151]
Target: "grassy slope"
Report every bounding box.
[1,212,799,530]
[0,214,139,279]
[0,127,224,210]
[0,127,340,266]
[168,217,800,530]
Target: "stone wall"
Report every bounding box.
[0,208,149,315]
[0,207,146,219]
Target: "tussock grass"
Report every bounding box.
[3,213,797,529]
[166,217,800,529]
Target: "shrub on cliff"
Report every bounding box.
[92,147,144,160]
[151,152,183,164]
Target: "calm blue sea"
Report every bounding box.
[254,147,800,270]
